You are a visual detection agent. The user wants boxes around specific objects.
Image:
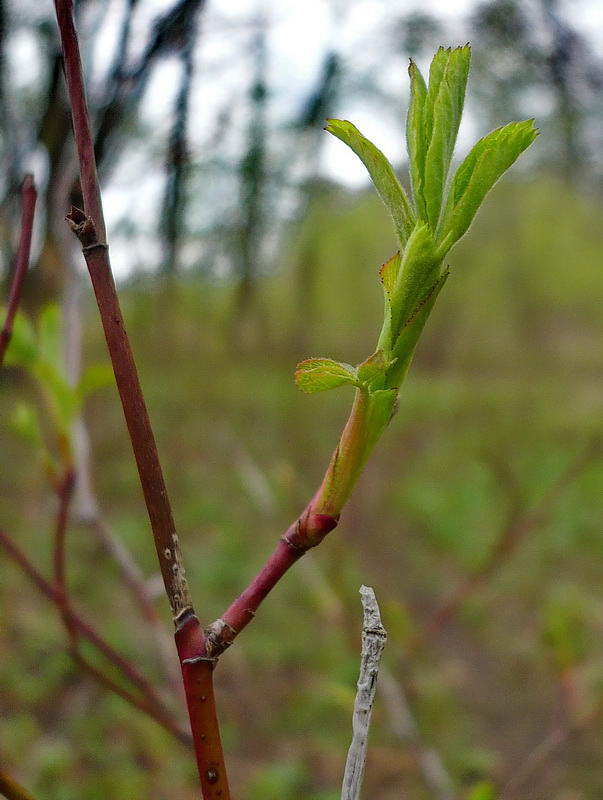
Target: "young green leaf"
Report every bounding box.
[387,269,449,387]
[422,45,471,230]
[11,403,44,448]
[76,363,114,404]
[294,358,359,394]
[37,303,63,370]
[376,251,401,358]
[466,782,496,800]
[1,310,37,367]
[406,60,428,218]
[390,222,442,341]
[325,119,415,245]
[378,251,401,306]
[438,119,538,249]
[375,224,443,363]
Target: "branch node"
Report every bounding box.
[66,206,98,248]
[82,242,109,254]
[204,618,238,658]
[174,605,196,630]
[182,655,218,665]
[280,532,308,552]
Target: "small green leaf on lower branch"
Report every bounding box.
[76,363,115,403]
[2,310,37,367]
[294,358,359,393]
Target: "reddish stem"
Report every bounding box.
[0,175,37,366]
[205,505,339,657]
[0,769,36,800]
[90,516,183,697]
[175,615,231,799]
[0,528,183,741]
[52,4,229,794]
[70,649,191,746]
[53,0,190,620]
[64,209,192,618]
[53,468,76,634]
[52,4,104,242]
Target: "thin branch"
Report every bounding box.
[89,516,182,695]
[204,507,338,655]
[53,162,182,695]
[231,435,455,797]
[52,468,76,635]
[0,527,183,741]
[70,649,191,746]
[54,0,190,623]
[204,390,376,657]
[0,175,37,365]
[52,4,229,795]
[0,770,36,800]
[378,665,455,800]
[341,585,387,800]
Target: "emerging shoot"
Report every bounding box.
[296,45,538,513]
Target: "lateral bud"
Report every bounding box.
[288,509,339,550]
[66,206,98,248]
[305,512,339,543]
[204,618,238,658]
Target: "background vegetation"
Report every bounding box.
[2,1,603,798]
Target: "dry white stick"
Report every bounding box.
[341,585,387,800]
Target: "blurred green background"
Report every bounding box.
[2,1,603,799]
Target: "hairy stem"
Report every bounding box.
[0,174,37,365]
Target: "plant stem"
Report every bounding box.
[53,0,188,616]
[0,174,37,366]
[0,769,36,800]
[89,516,183,697]
[52,3,230,794]
[52,467,76,635]
[70,649,191,746]
[0,528,187,743]
[204,391,376,657]
[63,208,193,618]
[175,616,231,798]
